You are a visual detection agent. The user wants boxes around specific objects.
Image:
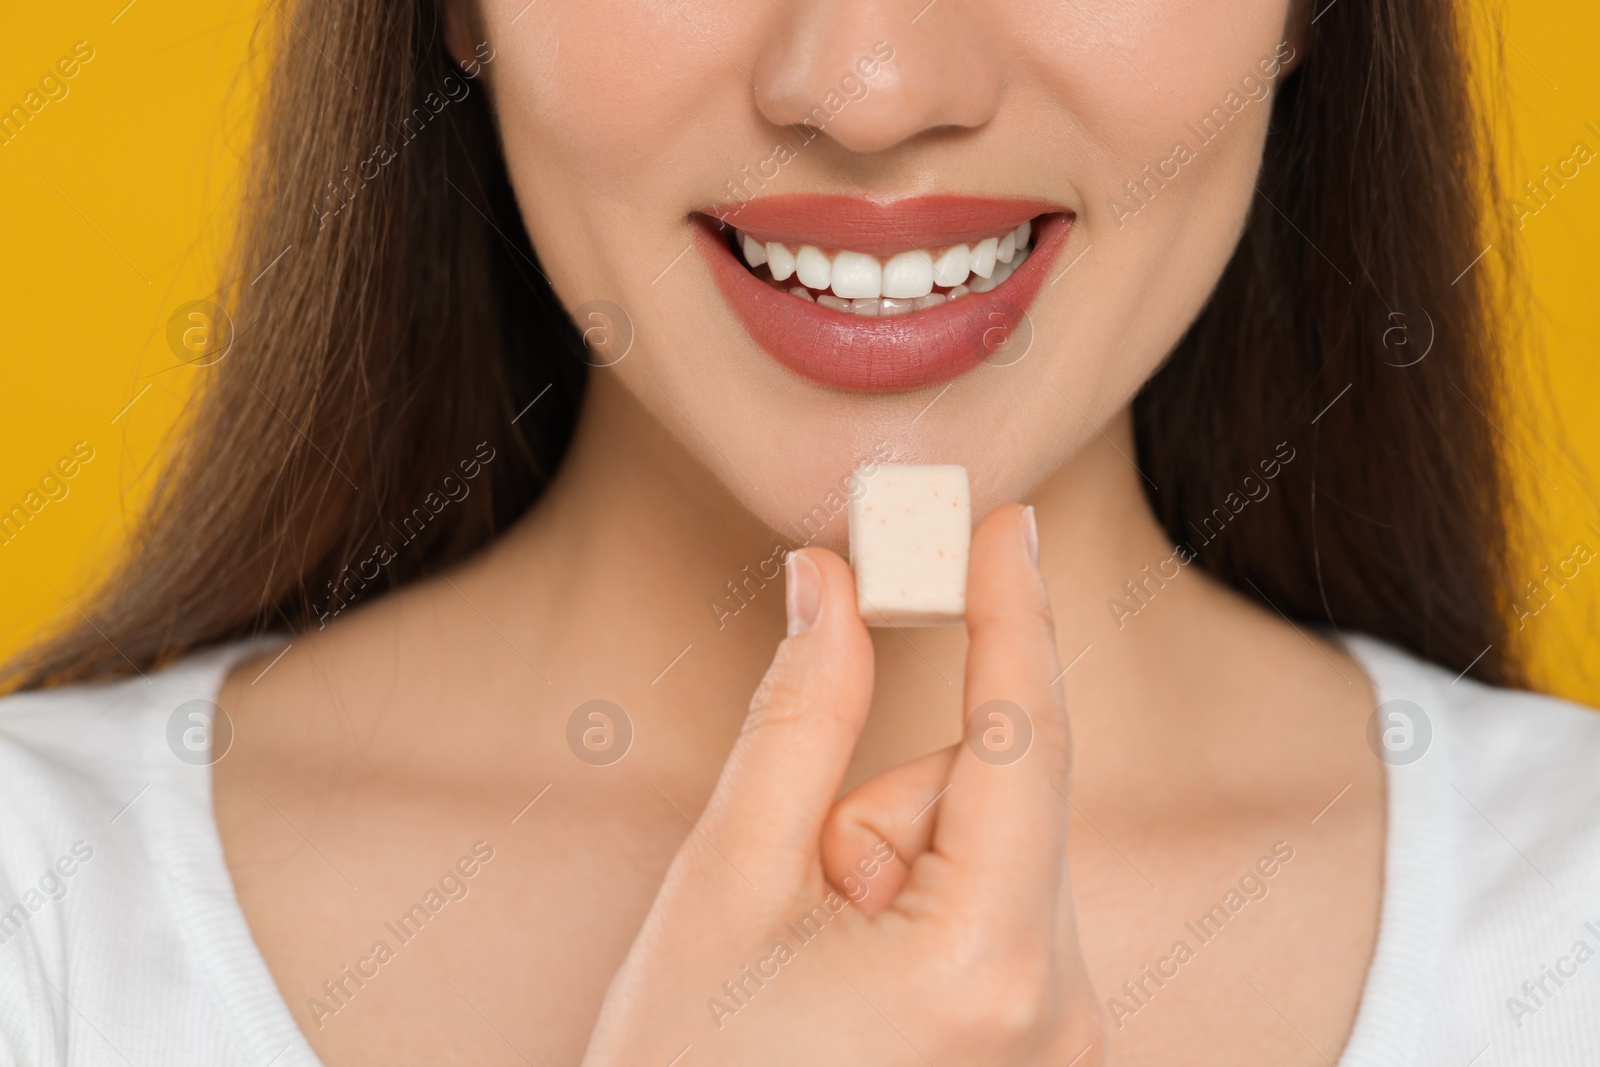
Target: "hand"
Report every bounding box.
[581,505,1106,1065]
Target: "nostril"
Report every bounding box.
[750,6,1002,154]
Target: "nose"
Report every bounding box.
[750,0,1005,154]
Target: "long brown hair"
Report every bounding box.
[6,0,1525,690]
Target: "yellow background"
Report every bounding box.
[1,2,1596,700]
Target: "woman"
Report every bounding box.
[2,0,1596,1063]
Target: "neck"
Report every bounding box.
[474,373,1241,788]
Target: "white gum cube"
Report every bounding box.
[849,464,971,626]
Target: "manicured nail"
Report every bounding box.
[786,551,823,636]
[1020,505,1040,570]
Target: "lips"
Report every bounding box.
[696,195,1073,393]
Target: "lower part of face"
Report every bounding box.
[480,0,1296,534]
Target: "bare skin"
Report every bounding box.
[215,0,1382,1057]
[215,376,1383,1065]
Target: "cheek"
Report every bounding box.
[1018,1,1292,397]
[1083,3,1289,232]
[483,1,717,191]
[1020,0,1290,219]
[477,0,744,365]
[1026,0,1292,141]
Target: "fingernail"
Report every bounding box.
[786,551,823,636]
[1020,505,1040,570]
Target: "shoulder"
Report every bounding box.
[0,642,264,833]
[1343,636,1600,1064]
[0,639,287,1066]
[1348,634,1600,859]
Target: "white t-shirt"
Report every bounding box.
[0,635,1596,1065]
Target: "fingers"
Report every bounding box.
[693,547,876,890]
[820,745,958,915]
[924,504,1071,919]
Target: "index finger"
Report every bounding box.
[918,503,1071,921]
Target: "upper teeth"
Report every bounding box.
[736,219,1034,303]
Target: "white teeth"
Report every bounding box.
[816,295,932,316]
[970,237,998,279]
[741,234,768,268]
[969,253,1020,294]
[796,245,831,290]
[931,245,970,288]
[882,250,934,299]
[831,251,882,299]
[767,242,796,281]
[734,219,1037,309]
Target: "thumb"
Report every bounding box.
[693,547,876,891]
[821,745,957,916]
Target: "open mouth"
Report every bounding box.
[695,195,1072,393]
[727,218,1038,316]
